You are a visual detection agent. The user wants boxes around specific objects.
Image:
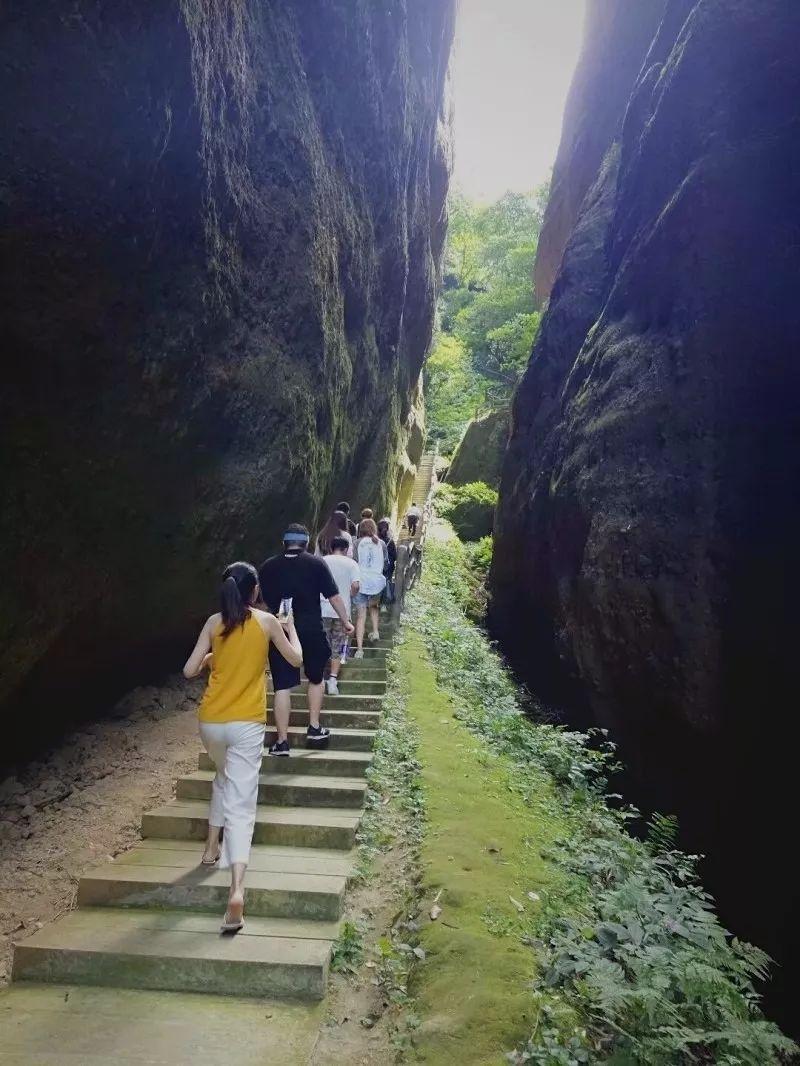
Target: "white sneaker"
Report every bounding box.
[367,631,380,642]
[326,677,339,696]
[353,649,364,660]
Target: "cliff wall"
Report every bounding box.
[0,0,454,759]
[491,0,800,1027]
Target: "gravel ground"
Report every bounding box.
[0,675,202,982]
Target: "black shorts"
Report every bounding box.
[268,626,331,689]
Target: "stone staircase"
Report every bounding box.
[11,641,393,1002]
[411,452,436,508]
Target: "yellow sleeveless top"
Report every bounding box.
[198,613,269,724]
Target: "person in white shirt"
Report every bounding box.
[353,518,387,659]
[321,536,360,694]
[405,503,421,536]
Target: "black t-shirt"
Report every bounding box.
[258,551,338,629]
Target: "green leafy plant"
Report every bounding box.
[426,185,548,447]
[646,811,680,855]
[435,481,498,541]
[331,920,365,974]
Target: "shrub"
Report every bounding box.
[436,481,498,541]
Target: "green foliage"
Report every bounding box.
[355,648,424,883]
[331,920,365,974]
[464,535,493,576]
[425,185,548,447]
[459,535,493,623]
[424,333,484,453]
[486,311,542,380]
[646,811,680,855]
[406,541,797,1065]
[435,481,498,541]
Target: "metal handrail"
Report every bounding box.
[391,445,438,621]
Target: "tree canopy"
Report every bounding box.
[425,185,548,452]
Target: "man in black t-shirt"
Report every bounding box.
[259,523,354,756]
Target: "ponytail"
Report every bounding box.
[219,561,258,636]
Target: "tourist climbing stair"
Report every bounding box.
[10,458,437,1007]
[10,641,395,1002]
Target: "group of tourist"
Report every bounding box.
[183,499,415,932]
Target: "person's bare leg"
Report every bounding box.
[369,603,380,639]
[329,656,342,679]
[226,862,247,925]
[203,824,221,864]
[273,689,291,743]
[308,681,324,729]
[355,606,366,651]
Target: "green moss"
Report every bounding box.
[397,632,566,1065]
[447,407,509,488]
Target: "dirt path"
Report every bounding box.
[0,676,202,983]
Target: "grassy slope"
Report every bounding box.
[398,631,563,1065]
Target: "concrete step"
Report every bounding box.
[12,908,333,999]
[348,646,388,659]
[268,678,386,695]
[283,691,382,711]
[113,838,355,871]
[198,748,372,777]
[286,707,380,729]
[328,665,387,680]
[78,849,347,921]
[0,983,325,1065]
[143,800,360,850]
[176,770,367,810]
[265,726,376,751]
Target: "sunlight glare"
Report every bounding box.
[450,0,586,201]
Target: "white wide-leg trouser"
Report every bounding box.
[198,720,265,869]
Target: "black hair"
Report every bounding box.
[220,561,258,637]
[330,535,349,553]
[336,501,351,515]
[317,510,349,555]
[283,522,310,553]
[377,518,391,539]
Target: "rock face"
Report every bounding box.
[533,1,667,304]
[0,1,455,762]
[447,408,509,489]
[491,0,800,1028]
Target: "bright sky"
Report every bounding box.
[450,0,586,201]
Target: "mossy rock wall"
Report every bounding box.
[0,0,455,761]
[447,408,509,488]
[490,0,800,1029]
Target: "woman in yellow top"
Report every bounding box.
[183,561,302,932]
